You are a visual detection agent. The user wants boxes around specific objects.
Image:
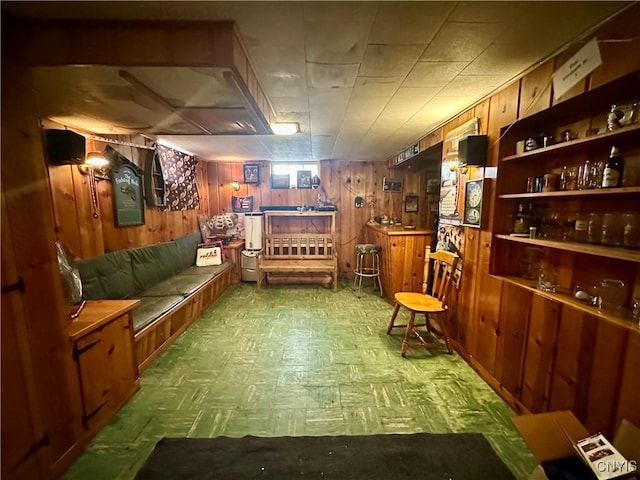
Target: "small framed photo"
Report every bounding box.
[297,170,312,189]
[271,174,290,189]
[383,177,403,193]
[243,163,260,185]
[404,195,418,212]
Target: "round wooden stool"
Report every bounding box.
[353,244,383,298]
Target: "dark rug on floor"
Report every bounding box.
[135,433,516,479]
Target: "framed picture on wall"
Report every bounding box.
[462,178,483,228]
[243,163,260,185]
[297,170,312,189]
[383,177,403,193]
[404,195,418,212]
[271,174,290,189]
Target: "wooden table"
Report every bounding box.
[68,299,139,438]
[365,224,435,302]
[224,239,245,283]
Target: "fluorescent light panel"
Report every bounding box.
[271,122,299,135]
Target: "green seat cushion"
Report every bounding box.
[173,232,203,271]
[355,244,382,254]
[179,260,233,277]
[131,295,184,332]
[130,241,181,292]
[137,274,213,297]
[77,250,135,299]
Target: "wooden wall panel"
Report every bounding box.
[474,274,503,375]
[495,283,531,398]
[615,328,640,430]
[584,321,628,436]
[520,295,560,413]
[548,309,597,423]
[519,59,554,118]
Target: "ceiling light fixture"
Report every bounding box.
[271,122,299,135]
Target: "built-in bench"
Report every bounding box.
[77,233,233,372]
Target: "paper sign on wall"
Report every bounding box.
[552,37,602,99]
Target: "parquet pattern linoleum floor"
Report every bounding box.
[62,281,537,479]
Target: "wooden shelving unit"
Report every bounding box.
[499,186,640,199]
[495,234,640,262]
[501,123,640,163]
[491,275,638,331]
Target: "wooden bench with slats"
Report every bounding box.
[257,233,338,291]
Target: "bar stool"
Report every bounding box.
[353,244,383,298]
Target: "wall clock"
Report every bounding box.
[462,178,483,228]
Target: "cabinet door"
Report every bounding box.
[75,315,136,431]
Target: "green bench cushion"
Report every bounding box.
[77,249,135,300]
[178,260,233,276]
[130,241,181,292]
[137,274,213,297]
[131,295,184,332]
[173,232,203,271]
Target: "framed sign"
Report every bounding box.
[462,178,483,228]
[112,164,145,227]
[232,195,254,213]
[243,163,260,184]
[404,195,418,212]
[271,174,290,189]
[297,170,312,189]
[383,177,403,193]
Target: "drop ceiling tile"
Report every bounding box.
[312,135,337,160]
[158,135,271,162]
[418,96,479,122]
[302,2,377,23]
[462,43,541,76]
[343,96,388,123]
[403,61,468,87]
[308,87,352,109]
[269,96,309,115]
[304,21,371,64]
[223,3,305,47]
[249,45,306,98]
[438,74,505,98]
[368,2,453,44]
[421,22,505,62]
[360,44,425,77]
[306,63,359,88]
[352,77,401,98]
[448,1,526,23]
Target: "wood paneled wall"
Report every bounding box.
[48,136,210,259]
[440,4,640,437]
[206,160,437,276]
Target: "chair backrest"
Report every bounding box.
[422,246,459,307]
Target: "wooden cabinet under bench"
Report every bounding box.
[68,300,140,439]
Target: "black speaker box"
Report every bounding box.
[45,129,86,165]
[459,134,488,166]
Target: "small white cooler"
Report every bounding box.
[241,249,261,282]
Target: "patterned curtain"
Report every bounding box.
[155,144,200,211]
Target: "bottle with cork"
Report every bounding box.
[601,146,624,188]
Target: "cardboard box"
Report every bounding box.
[513,411,639,480]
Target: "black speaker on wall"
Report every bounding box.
[45,129,86,165]
[459,134,488,167]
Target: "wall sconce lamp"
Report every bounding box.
[85,151,109,167]
[230,181,241,191]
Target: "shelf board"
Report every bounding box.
[499,186,640,199]
[501,123,640,162]
[495,234,640,262]
[491,275,638,331]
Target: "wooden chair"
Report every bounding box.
[386,246,459,357]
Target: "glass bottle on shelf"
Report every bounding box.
[512,203,531,235]
[601,146,624,188]
[574,213,588,242]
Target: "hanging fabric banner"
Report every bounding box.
[155,144,200,211]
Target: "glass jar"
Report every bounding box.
[574,213,588,242]
[587,213,602,244]
[513,203,531,234]
[623,213,640,249]
[601,213,623,246]
[598,278,626,312]
[538,264,557,293]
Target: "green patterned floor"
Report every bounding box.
[63,281,537,479]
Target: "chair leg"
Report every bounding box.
[401,311,416,357]
[386,303,401,334]
[434,312,453,354]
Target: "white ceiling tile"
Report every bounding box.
[343,97,388,123]
[360,44,425,77]
[302,2,377,23]
[421,22,505,62]
[306,63,359,88]
[304,21,371,64]
[368,3,454,44]
[438,75,505,98]
[448,1,527,23]
[352,77,401,98]
[403,62,468,87]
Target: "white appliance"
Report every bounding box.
[244,212,264,251]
